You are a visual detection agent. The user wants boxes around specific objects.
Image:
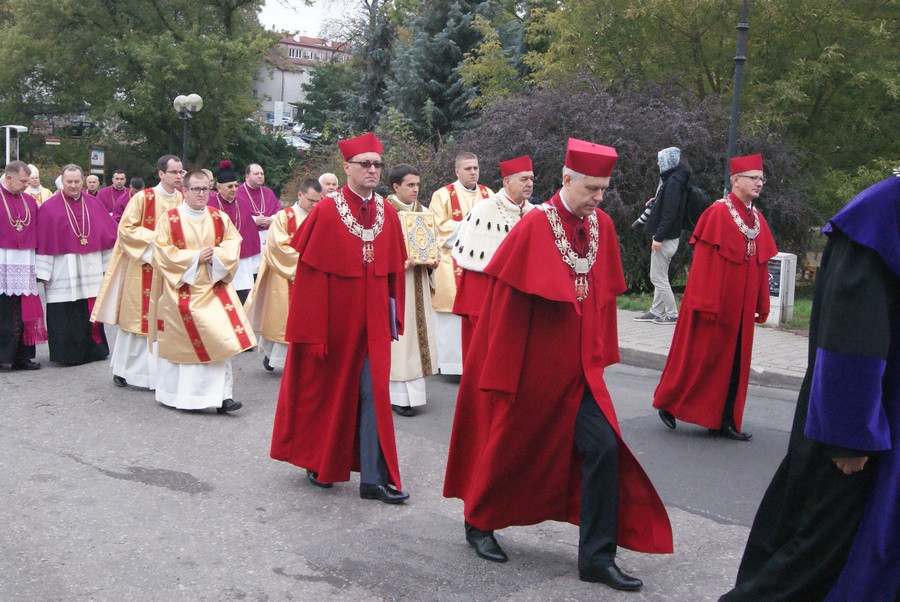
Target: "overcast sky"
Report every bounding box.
[258,0,350,37]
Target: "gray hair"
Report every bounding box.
[318,172,338,184]
[61,164,84,177]
[562,166,586,181]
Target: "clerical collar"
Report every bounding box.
[347,184,373,202]
[179,201,207,220]
[155,183,176,199]
[500,189,525,210]
[63,192,83,203]
[456,180,477,193]
[558,190,582,220]
[389,194,414,210]
[1,182,13,195]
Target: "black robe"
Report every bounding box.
[722,178,898,601]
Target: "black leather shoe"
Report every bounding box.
[359,483,409,504]
[658,410,676,430]
[579,564,643,591]
[113,375,127,387]
[465,522,508,563]
[392,404,416,417]
[720,425,752,441]
[306,469,333,489]
[263,356,274,372]
[216,398,242,414]
[11,358,41,370]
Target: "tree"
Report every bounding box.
[459,14,524,108]
[0,0,278,168]
[344,1,397,132]
[387,0,493,140]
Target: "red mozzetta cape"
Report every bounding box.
[270,186,408,487]
[443,192,674,554]
[653,195,778,430]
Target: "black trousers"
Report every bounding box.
[574,387,619,571]
[46,300,109,365]
[721,326,743,429]
[0,294,36,364]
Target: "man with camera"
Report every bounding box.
[633,147,690,325]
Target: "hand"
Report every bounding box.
[651,240,662,253]
[429,260,440,269]
[254,215,272,228]
[404,258,417,270]
[755,313,768,324]
[833,456,868,475]
[198,247,214,264]
[645,197,655,207]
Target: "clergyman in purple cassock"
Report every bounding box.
[36,165,118,365]
[0,161,47,369]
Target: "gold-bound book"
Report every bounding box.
[399,211,440,264]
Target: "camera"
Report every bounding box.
[631,200,654,229]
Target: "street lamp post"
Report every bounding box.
[173,94,204,167]
[724,0,750,194]
[3,125,28,164]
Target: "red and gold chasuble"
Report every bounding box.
[165,207,253,361]
[139,188,157,334]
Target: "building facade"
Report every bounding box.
[253,35,350,125]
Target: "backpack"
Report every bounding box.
[682,185,711,233]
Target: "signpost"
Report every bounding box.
[89,148,105,181]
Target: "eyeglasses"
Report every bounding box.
[164,170,186,176]
[347,160,385,170]
[188,187,211,194]
[737,175,767,184]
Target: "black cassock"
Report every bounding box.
[722,179,898,601]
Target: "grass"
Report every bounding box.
[618,280,815,333]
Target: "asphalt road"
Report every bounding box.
[0,328,799,600]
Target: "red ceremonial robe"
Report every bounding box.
[452,268,491,363]
[443,192,673,554]
[653,194,777,431]
[270,185,408,488]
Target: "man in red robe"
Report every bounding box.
[452,155,534,363]
[653,154,778,440]
[270,132,409,504]
[444,139,673,591]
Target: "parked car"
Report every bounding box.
[284,136,311,151]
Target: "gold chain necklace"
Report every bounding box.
[537,204,599,301]
[243,183,265,216]
[63,194,91,245]
[0,186,31,232]
[334,191,385,263]
[722,198,760,258]
[216,196,240,230]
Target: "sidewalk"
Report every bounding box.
[617,309,809,391]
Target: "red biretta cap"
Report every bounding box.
[499,155,533,178]
[730,153,763,174]
[338,132,384,161]
[565,138,617,178]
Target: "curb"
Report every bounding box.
[618,347,804,392]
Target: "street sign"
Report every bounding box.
[45,136,61,146]
[90,168,104,175]
[90,148,105,167]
